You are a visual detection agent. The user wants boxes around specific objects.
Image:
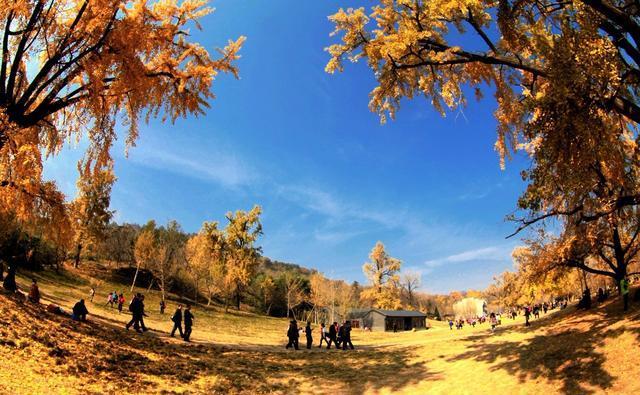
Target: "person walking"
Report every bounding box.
[621,277,630,311]
[318,323,329,348]
[524,306,531,327]
[170,304,184,338]
[448,319,454,330]
[327,321,338,349]
[28,279,40,303]
[105,292,114,308]
[126,293,148,332]
[126,294,140,331]
[89,287,95,302]
[117,293,125,314]
[183,304,194,342]
[342,321,354,350]
[490,313,497,332]
[305,321,313,349]
[138,294,149,331]
[286,320,299,350]
[336,322,344,349]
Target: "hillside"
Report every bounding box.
[0,266,639,394]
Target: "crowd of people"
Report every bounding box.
[3,265,640,349]
[1,272,197,343]
[286,320,355,351]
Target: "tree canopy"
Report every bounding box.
[326,0,640,285]
[0,0,244,221]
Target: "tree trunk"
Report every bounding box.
[235,284,241,310]
[193,278,198,304]
[74,243,82,268]
[130,262,140,292]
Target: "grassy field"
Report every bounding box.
[0,265,639,394]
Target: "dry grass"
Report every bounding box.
[1,266,639,394]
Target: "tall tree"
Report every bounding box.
[257,274,276,315]
[335,280,356,321]
[309,272,329,323]
[361,241,402,309]
[326,0,640,289]
[185,232,207,303]
[0,0,244,223]
[132,221,156,292]
[185,220,228,306]
[153,220,186,302]
[281,271,304,319]
[400,270,421,308]
[69,165,114,268]
[224,205,262,310]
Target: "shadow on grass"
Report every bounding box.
[447,303,640,395]
[0,293,441,394]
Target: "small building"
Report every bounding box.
[348,309,428,331]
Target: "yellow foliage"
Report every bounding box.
[0,0,244,229]
[362,241,402,309]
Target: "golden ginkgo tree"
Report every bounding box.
[0,0,244,220]
[361,241,402,309]
[326,0,640,287]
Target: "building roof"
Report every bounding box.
[349,309,427,318]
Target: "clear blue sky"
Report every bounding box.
[45,0,530,294]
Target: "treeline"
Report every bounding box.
[483,238,635,310]
[1,205,450,319]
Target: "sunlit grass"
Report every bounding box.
[2,265,639,394]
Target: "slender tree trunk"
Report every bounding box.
[74,243,82,268]
[235,283,241,310]
[193,278,198,304]
[130,262,140,292]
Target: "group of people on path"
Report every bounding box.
[170,304,194,342]
[286,320,354,351]
[105,290,126,313]
[5,274,197,342]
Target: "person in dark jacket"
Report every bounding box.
[126,294,140,331]
[336,323,345,348]
[159,299,166,314]
[341,321,354,350]
[126,293,148,332]
[326,321,338,349]
[138,294,149,331]
[2,264,17,292]
[183,304,194,342]
[285,320,299,350]
[72,299,89,321]
[171,304,184,337]
[305,321,313,349]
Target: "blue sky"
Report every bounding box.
[44,0,530,294]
